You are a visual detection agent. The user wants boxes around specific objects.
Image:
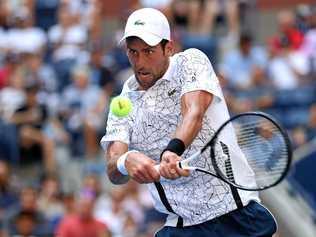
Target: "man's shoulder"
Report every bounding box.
[175,48,208,60]
[172,48,211,69]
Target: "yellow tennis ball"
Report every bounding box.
[110,96,132,117]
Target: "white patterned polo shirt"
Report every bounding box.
[101,48,259,227]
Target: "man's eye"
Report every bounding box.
[146,49,154,54]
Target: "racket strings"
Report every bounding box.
[216,115,289,189]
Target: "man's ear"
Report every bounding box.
[165,41,174,57]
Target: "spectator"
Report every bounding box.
[121,181,146,228]
[121,213,138,237]
[306,103,316,141]
[0,27,7,65]
[61,65,106,158]
[0,161,19,222]
[269,9,304,53]
[82,174,106,198]
[1,187,52,236]
[0,52,21,90]
[11,210,38,237]
[0,65,25,122]
[0,1,9,30]
[82,174,112,221]
[70,0,104,43]
[219,32,268,90]
[169,0,218,62]
[296,4,313,34]
[23,52,58,93]
[22,52,61,121]
[291,126,308,149]
[267,34,309,89]
[48,4,88,91]
[6,7,47,55]
[89,45,114,87]
[10,83,56,173]
[89,45,119,106]
[299,6,316,80]
[0,68,25,163]
[56,189,111,237]
[133,0,172,18]
[34,0,59,31]
[170,0,240,36]
[62,192,76,216]
[95,187,126,237]
[37,174,65,229]
[48,3,88,56]
[188,0,240,36]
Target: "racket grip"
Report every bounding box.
[154,162,182,172]
[178,151,201,170]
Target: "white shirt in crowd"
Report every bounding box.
[6,27,47,54]
[48,24,87,61]
[268,51,309,90]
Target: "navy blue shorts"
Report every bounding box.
[155,201,277,237]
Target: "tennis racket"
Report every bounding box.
[156,112,292,191]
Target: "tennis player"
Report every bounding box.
[101,8,277,237]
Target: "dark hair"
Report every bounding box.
[279,34,290,48]
[24,81,39,93]
[160,39,169,51]
[15,210,37,223]
[125,36,169,50]
[239,32,253,45]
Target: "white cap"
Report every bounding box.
[119,8,170,46]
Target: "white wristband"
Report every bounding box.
[117,150,139,176]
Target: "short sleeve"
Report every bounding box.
[177,48,222,102]
[100,111,130,151]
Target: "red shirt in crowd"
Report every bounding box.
[56,214,109,237]
[0,66,10,89]
[270,28,304,52]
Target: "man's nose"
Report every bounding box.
[134,53,146,69]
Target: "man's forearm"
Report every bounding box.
[106,141,130,184]
[174,111,204,148]
[174,91,213,148]
[107,155,130,184]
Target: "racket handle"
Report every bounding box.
[154,162,184,182]
[154,162,181,172]
[154,152,200,180]
[154,152,200,171]
[178,151,201,170]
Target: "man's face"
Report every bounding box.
[126,37,172,90]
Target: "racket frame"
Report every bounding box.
[178,111,293,191]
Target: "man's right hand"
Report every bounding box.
[125,152,160,183]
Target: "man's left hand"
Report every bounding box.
[158,151,190,179]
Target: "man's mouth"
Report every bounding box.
[137,71,151,78]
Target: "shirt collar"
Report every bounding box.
[160,56,174,82]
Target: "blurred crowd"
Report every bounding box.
[0,0,315,236]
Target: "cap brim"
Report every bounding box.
[119,30,162,46]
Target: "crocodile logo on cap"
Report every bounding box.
[134,20,145,26]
